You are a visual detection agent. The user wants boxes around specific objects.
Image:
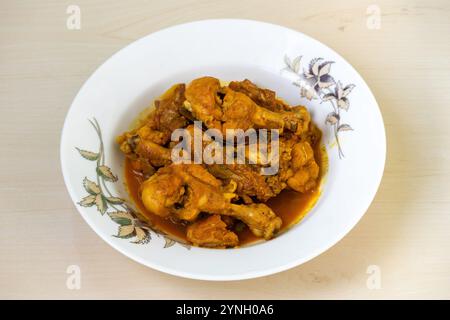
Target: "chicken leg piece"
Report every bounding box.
[228,204,282,240]
[187,214,239,248]
[140,164,282,239]
[287,141,320,193]
[222,89,284,132]
[141,164,231,221]
[184,77,223,130]
[222,88,310,135]
[229,79,290,112]
[135,139,172,167]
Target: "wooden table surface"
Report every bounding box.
[1,0,449,299]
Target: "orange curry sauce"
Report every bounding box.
[124,145,327,246]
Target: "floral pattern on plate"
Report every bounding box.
[76,118,188,248]
[283,55,355,158]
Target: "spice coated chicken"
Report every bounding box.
[116,77,322,248]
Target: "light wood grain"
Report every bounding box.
[1,0,449,299]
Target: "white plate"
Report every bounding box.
[60,19,386,281]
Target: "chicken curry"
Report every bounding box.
[117,77,325,248]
